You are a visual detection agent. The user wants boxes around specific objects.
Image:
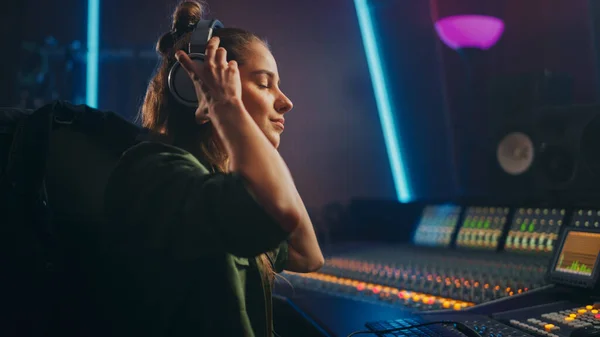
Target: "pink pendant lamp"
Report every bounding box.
[434,15,504,51]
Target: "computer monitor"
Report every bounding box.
[548,228,600,289]
[412,204,461,247]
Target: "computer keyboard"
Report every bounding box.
[365,318,462,337]
[365,316,534,337]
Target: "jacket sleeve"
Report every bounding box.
[267,241,289,273]
[104,142,290,260]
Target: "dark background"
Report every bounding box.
[2,0,599,209]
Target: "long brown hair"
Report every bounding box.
[140,0,277,281]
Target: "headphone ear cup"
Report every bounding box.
[168,53,205,107]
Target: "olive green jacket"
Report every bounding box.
[99,141,289,337]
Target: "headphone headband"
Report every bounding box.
[188,19,224,54]
[167,18,225,107]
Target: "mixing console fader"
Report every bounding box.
[456,206,509,249]
[505,208,565,253]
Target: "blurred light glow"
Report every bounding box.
[434,15,504,50]
[86,0,100,107]
[353,0,412,202]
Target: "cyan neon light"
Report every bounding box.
[353,0,412,202]
[86,0,100,107]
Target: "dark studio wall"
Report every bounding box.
[0,0,26,106]
[431,0,599,198]
[1,0,84,106]
[5,0,600,208]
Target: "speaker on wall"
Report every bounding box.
[476,71,574,199]
[487,88,600,201]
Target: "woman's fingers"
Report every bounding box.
[175,36,242,119]
[215,47,228,68]
[204,36,220,69]
[174,36,222,84]
[175,51,203,83]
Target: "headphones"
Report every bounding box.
[168,19,224,107]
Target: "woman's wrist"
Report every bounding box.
[209,98,246,119]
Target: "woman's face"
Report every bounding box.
[238,41,293,149]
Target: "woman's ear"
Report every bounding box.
[195,104,211,125]
[194,83,212,125]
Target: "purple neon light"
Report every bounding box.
[434,15,504,50]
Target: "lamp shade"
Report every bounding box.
[434,15,504,50]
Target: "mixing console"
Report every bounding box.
[570,209,600,229]
[281,246,549,312]
[456,207,509,249]
[366,315,534,337]
[495,302,600,337]
[280,204,558,314]
[275,203,600,337]
[505,208,565,253]
[359,225,600,337]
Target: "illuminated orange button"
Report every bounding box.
[544,324,555,331]
[592,310,599,314]
[566,317,575,321]
[579,309,587,314]
[443,302,451,308]
[570,314,577,318]
[587,305,594,310]
[453,303,462,310]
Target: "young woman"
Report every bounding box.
[100,1,324,336]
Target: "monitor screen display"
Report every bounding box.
[554,231,600,278]
[412,205,461,247]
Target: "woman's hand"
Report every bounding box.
[175,36,243,125]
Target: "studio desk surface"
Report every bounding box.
[274,286,417,337]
